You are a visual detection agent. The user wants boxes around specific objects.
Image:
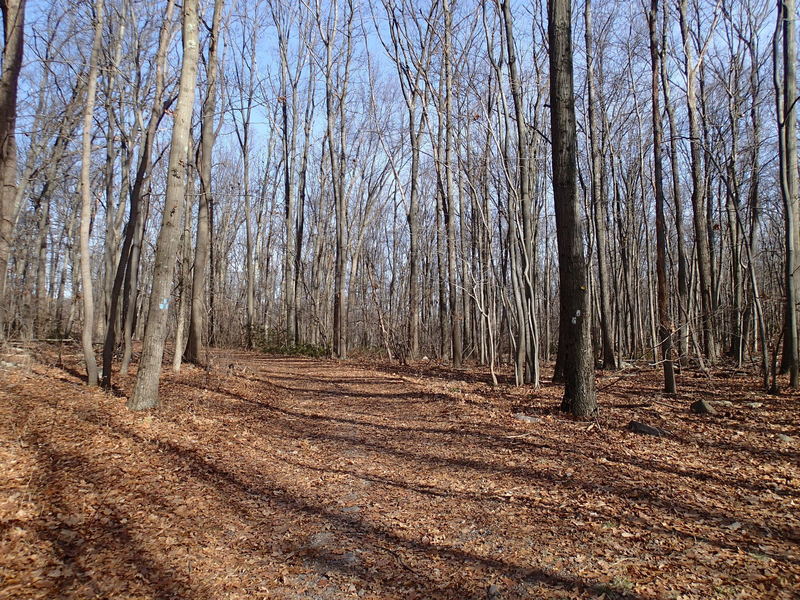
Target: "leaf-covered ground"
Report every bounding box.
[0,345,798,599]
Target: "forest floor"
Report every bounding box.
[0,344,798,600]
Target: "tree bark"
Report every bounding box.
[128,0,200,410]
[78,0,104,386]
[548,0,597,417]
[660,7,690,365]
[585,0,616,370]
[173,171,193,372]
[648,0,676,393]
[679,0,717,363]
[442,0,462,368]
[185,0,223,364]
[776,0,800,387]
[102,0,176,387]
[0,0,26,336]
[501,0,539,385]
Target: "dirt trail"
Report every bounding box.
[0,347,798,599]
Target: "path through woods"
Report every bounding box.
[0,346,798,599]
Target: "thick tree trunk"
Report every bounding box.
[128,0,200,410]
[0,0,26,336]
[78,0,104,386]
[548,0,597,417]
[102,0,176,387]
[443,0,462,368]
[776,0,800,387]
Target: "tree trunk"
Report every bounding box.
[102,0,176,387]
[660,7,690,365]
[776,0,800,387]
[648,0,676,394]
[0,0,26,336]
[502,0,539,385]
[442,0,462,368]
[128,0,200,410]
[173,156,194,372]
[185,0,223,364]
[679,0,716,363]
[585,0,616,370]
[548,0,597,417]
[276,24,298,346]
[78,0,104,386]
[408,112,421,358]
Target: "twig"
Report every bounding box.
[375,543,418,574]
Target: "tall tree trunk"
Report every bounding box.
[185,0,223,364]
[232,19,258,349]
[660,7,690,365]
[101,13,125,339]
[275,14,298,346]
[34,187,51,336]
[741,21,769,387]
[548,0,597,417]
[102,0,176,387]
[322,0,353,359]
[281,112,296,346]
[173,169,193,372]
[585,0,616,370]
[776,0,800,387]
[295,77,314,343]
[407,112,421,359]
[0,0,26,336]
[648,0,676,393]
[679,0,717,363]
[128,0,200,410]
[443,0,462,368]
[502,0,539,384]
[78,0,104,386]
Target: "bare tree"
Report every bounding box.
[585,0,616,370]
[230,6,260,348]
[660,1,690,363]
[775,0,799,387]
[377,0,437,360]
[315,0,355,359]
[185,0,224,364]
[128,0,201,410]
[0,0,26,335]
[499,0,540,385]
[78,0,104,386]
[647,0,676,393]
[102,0,177,387]
[548,0,596,416]
[679,0,717,363]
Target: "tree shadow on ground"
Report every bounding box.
[103,417,648,600]
[176,374,800,510]
[138,376,800,567]
[24,440,195,599]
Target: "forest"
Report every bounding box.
[0,0,798,598]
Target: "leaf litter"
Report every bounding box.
[0,344,798,599]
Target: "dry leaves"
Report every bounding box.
[0,344,798,599]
